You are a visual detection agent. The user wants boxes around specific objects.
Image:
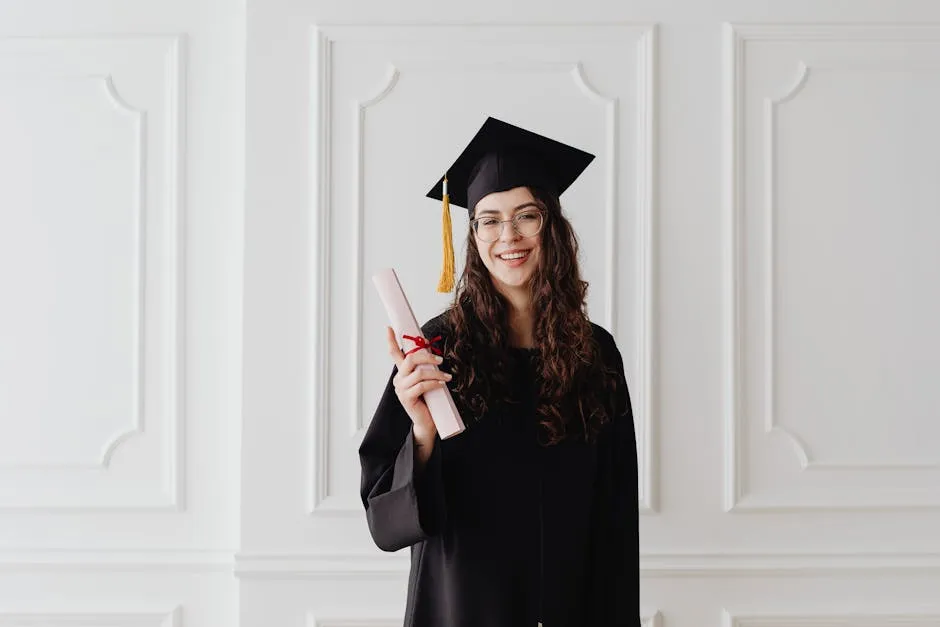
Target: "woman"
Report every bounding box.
[359,117,640,627]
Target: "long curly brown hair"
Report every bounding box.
[439,186,619,445]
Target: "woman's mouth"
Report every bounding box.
[496,249,532,267]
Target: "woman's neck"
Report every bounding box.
[494,281,536,348]
[506,301,535,348]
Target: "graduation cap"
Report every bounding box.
[426,117,595,292]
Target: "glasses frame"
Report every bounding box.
[469,207,546,243]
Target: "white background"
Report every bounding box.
[2,0,940,625]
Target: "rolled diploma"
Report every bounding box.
[372,267,466,439]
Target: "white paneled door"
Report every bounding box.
[3,0,940,625]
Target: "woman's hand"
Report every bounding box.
[386,326,450,447]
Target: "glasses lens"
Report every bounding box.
[474,219,501,242]
[514,211,542,237]
[472,210,543,243]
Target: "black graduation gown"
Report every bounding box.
[358,313,640,627]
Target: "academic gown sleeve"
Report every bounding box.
[586,336,641,626]
[358,362,448,552]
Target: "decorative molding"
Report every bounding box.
[27,549,936,579]
[101,72,148,471]
[308,615,399,627]
[234,551,940,579]
[0,550,232,572]
[764,61,939,472]
[0,34,185,511]
[236,552,409,579]
[718,22,940,42]
[164,33,187,512]
[762,60,809,473]
[722,21,748,514]
[0,73,144,471]
[308,27,334,514]
[307,610,662,627]
[722,23,940,511]
[570,61,619,335]
[634,25,657,513]
[644,552,940,577]
[0,607,180,627]
[723,609,940,627]
[351,63,402,438]
[307,22,659,516]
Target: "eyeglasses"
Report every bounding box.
[470,209,544,243]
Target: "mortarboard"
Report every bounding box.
[426,117,595,292]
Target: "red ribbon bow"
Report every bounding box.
[402,334,443,357]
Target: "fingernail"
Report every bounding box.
[444,373,452,379]
[434,356,443,363]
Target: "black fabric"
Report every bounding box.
[425,117,595,216]
[358,313,640,627]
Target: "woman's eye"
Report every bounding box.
[518,212,538,221]
[479,219,499,226]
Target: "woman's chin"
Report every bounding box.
[493,269,536,291]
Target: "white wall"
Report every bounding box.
[0,0,244,623]
[4,0,940,624]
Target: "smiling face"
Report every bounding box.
[471,186,544,302]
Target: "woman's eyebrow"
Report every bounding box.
[474,202,540,217]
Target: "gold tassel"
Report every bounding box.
[436,175,455,292]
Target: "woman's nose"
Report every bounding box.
[499,222,519,242]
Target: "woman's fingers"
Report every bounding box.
[399,351,445,379]
[389,333,442,373]
[401,378,449,404]
[397,363,451,391]
[386,327,449,392]
[383,327,447,430]
[386,326,404,367]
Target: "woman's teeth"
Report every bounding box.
[499,251,529,260]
